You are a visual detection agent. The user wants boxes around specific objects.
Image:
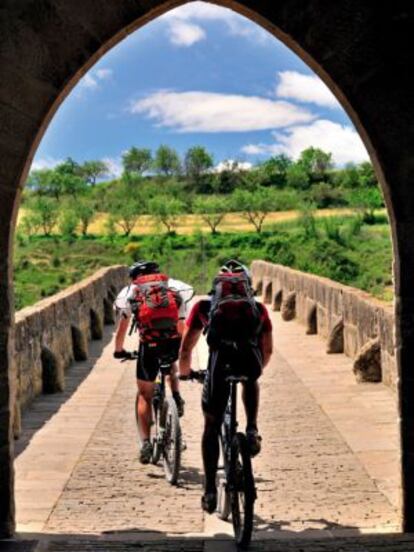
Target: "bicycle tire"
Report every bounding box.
[162,397,181,485]
[229,432,256,548]
[151,397,163,465]
[217,430,231,521]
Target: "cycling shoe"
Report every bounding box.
[246,429,262,457]
[201,492,217,514]
[173,393,185,417]
[139,439,153,464]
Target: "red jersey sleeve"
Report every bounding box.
[258,303,272,333]
[186,301,204,330]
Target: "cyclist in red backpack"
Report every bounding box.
[113,260,192,464]
[179,260,273,513]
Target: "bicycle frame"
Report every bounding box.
[222,378,238,464]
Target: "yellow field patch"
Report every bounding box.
[18,207,364,236]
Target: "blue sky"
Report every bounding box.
[33,2,369,175]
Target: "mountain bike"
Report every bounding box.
[135,357,182,485]
[181,369,257,548]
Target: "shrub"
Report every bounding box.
[59,209,79,237]
[297,205,318,239]
[264,236,296,265]
[124,242,141,261]
[309,182,346,208]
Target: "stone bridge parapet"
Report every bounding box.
[251,260,396,393]
[13,265,128,436]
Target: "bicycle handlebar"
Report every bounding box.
[179,369,207,383]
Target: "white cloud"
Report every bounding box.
[163,2,234,22]
[80,73,98,89]
[242,119,369,165]
[78,68,113,92]
[276,71,340,109]
[31,157,63,171]
[103,157,123,178]
[168,20,206,46]
[95,68,113,80]
[213,160,253,173]
[162,1,270,45]
[130,90,314,133]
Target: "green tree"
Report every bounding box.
[20,212,42,237]
[298,147,333,183]
[149,195,184,233]
[153,145,181,177]
[214,161,246,194]
[77,201,96,236]
[193,196,227,234]
[333,163,360,189]
[80,160,109,186]
[26,169,60,198]
[358,161,378,188]
[55,157,80,177]
[184,146,214,190]
[309,182,346,208]
[257,154,292,188]
[122,147,152,176]
[60,173,88,198]
[286,163,310,190]
[113,203,141,236]
[231,188,277,233]
[31,198,59,236]
[348,187,384,223]
[59,209,79,237]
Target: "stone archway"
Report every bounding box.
[1,1,414,536]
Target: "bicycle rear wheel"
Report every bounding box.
[229,432,256,548]
[162,397,181,485]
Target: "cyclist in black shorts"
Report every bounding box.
[179,260,273,513]
[113,260,192,464]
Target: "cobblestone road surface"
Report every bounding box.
[14,310,400,546]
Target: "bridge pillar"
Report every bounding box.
[396,234,414,531]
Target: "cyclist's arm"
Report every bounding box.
[115,313,131,353]
[260,330,273,369]
[179,326,202,376]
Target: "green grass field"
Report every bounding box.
[14,211,393,310]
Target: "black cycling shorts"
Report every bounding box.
[201,344,263,419]
[136,338,181,382]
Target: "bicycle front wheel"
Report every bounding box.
[162,397,181,485]
[229,432,256,548]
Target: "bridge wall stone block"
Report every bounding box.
[14,266,128,430]
[252,261,396,392]
[353,338,382,383]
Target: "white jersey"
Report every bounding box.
[114,278,194,320]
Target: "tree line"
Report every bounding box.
[21,144,384,237]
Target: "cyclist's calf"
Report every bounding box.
[202,412,221,494]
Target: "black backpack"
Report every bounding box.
[206,272,262,348]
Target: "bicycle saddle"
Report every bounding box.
[225,375,249,383]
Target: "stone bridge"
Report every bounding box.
[3,263,407,551]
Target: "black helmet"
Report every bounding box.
[219,259,252,283]
[129,260,160,280]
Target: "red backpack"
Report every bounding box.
[206,272,262,348]
[133,273,181,343]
